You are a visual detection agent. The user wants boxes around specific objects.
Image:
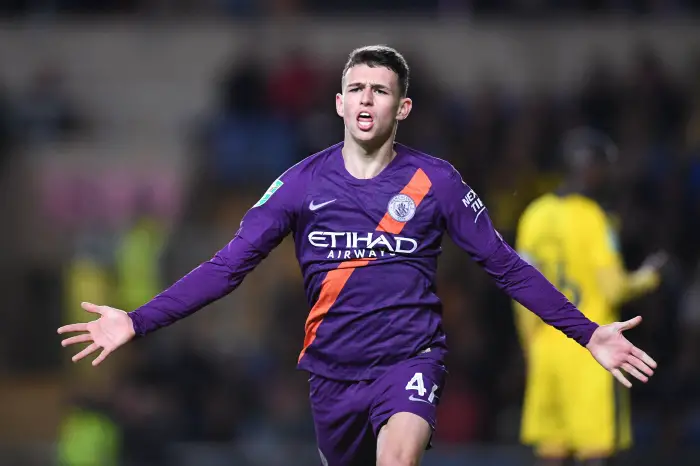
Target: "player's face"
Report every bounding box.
[336,64,412,146]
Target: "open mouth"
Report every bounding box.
[357,111,374,131]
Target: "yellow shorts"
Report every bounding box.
[520,334,632,459]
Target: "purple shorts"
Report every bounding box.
[308,351,447,466]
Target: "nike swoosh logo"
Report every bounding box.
[309,199,336,211]
[408,395,434,404]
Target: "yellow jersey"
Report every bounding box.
[514,193,624,346]
[515,192,639,457]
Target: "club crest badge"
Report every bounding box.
[388,194,416,222]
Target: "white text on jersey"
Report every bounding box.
[308,231,418,259]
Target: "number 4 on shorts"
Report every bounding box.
[405,372,439,403]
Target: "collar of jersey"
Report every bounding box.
[334,142,405,187]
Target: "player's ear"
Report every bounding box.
[335,92,344,118]
[396,97,412,121]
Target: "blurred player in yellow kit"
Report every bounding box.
[514,128,667,466]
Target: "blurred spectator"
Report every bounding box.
[578,56,619,135]
[267,48,320,120]
[114,188,167,313]
[200,58,299,192]
[57,396,120,466]
[112,363,179,466]
[159,337,247,443]
[17,64,87,145]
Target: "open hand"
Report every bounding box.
[57,302,135,366]
[586,315,657,388]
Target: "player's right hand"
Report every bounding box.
[641,250,668,272]
[57,302,135,366]
[631,250,669,292]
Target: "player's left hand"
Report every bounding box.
[586,315,657,388]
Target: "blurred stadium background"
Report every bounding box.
[1,1,700,465]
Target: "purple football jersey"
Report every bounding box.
[129,142,598,381]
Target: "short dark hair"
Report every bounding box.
[342,45,410,97]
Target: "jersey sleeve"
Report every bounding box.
[435,167,502,262]
[511,208,546,349]
[235,171,304,252]
[129,170,304,336]
[435,166,599,346]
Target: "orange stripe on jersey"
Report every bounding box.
[298,170,430,361]
[298,258,374,362]
[376,168,432,234]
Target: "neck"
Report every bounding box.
[341,130,397,180]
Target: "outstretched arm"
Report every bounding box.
[59,172,302,365]
[436,166,656,386]
[129,235,268,335]
[58,235,268,365]
[435,168,597,345]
